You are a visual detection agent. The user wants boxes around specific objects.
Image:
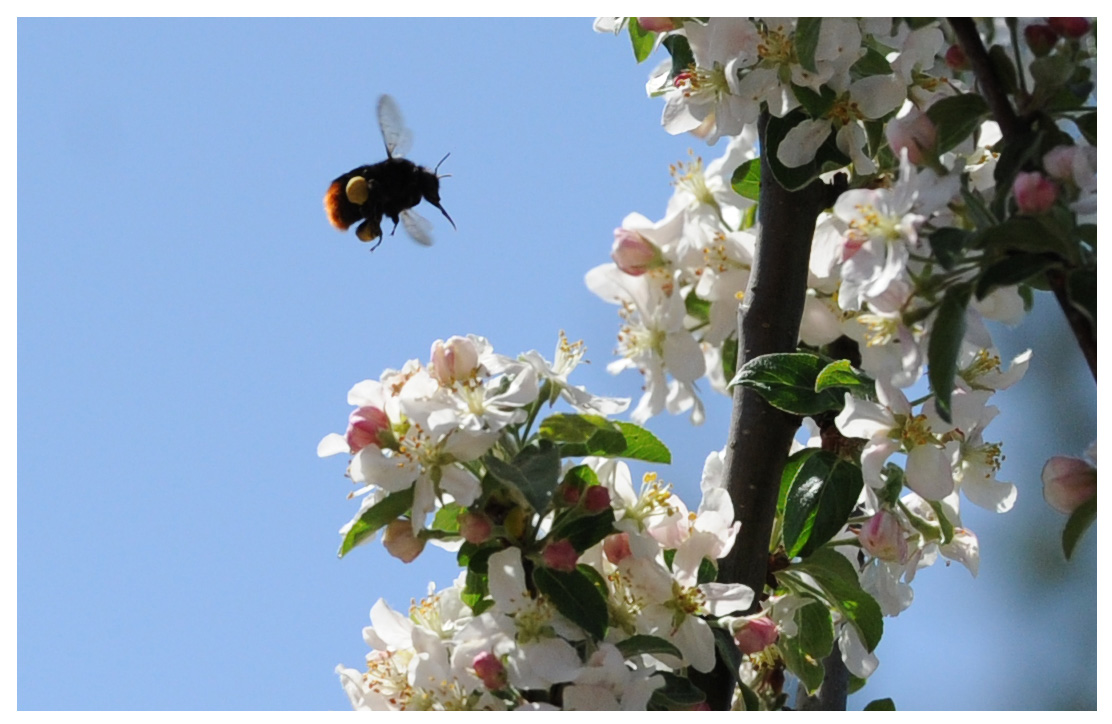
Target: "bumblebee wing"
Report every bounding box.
[400,209,434,246]
[377,94,413,159]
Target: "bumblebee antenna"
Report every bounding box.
[434,152,452,177]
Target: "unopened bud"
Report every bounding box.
[472,651,508,690]
[611,228,662,276]
[1042,455,1097,514]
[1047,17,1090,39]
[583,486,611,513]
[459,511,493,544]
[637,17,676,32]
[430,336,480,386]
[944,44,969,71]
[561,484,582,506]
[1013,171,1058,215]
[346,405,391,453]
[1024,24,1059,56]
[859,510,909,563]
[886,109,937,165]
[382,519,425,563]
[734,617,779,654]
[602,532,632,564]
[542,539,579,572]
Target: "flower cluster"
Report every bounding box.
[323,335,762,710]
[589,16,1096,700]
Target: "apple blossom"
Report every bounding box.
[1013,171,1058,214]
[1042,454,1097,514]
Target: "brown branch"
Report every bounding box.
[718,111,828,606]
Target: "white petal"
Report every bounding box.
[317,432,349,457]
[905,445,955,500]
[777,118,831,168]
[700,582,755,616]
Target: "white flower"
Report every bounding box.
[519,331,629,416]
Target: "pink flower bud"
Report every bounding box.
[459,511,493,544]
[382,519,426,563]
[733,617,779,654]
[472,651,508,690]
[1024,24,1059,56]
[1042,456,1097,514]
[346,405,391,453]
[611,228,662,276]
[858,510,909,563]
[430,336,480,386]
[1047,17,1090,39]
[602,532,632,564]
[583,486,611,513]
[1012,171,1058,214]
[542,539,579,572]
[886,109,938,165]
[561,484,581,506]
[944,44,969,71]
[637,17,676,32]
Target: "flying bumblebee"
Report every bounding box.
[324,94,455,249]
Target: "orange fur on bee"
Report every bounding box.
[324,179,362,231]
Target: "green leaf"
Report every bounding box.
[430,502,463,534]
[338,488,414,557]
[697,556,718,585]
[782,450,864,558]
[850,46,893,80]
[548,508,616,553]
[613,421,672,463]
[627,18,656,63]
[791,83,837,119]
[1067,268,1096,327]
[1062,496,1097,560]
[730,158,762,201]
[616,634,682,661]
[794,18,822,73]
[986,44,1018,95]
[788,548,884,652]
[864,698,896,711]
[797,600,835,660]
[1030,54,1076,90]
[684,289,711,324]
[975,253,1058,299]
[1074,112,1097,145]
[533,567,609,640]
[927,284,971,424]
[561,464,599,496]
[925,93,991,154]
[484,441,561,513]
[737,681,761,711]
[721,336,739,388]
[975,216,1073,259]
[729,352,844,416]
[462,568,490,613]
[649,672,706,710]
[779,448,819,522]
[814,359,875,400]
[928,227,971,270]
[663,34,694,79]
[780,632,824,694]
[927,499,955,545]
[538,415,671,463]
[577,562,610,600]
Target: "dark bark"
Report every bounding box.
[718,111,829,605]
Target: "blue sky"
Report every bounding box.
[17,18,1096,710]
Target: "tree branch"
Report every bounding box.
[949,17,1097,381]
[719,111,827,607]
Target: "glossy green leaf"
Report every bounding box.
[925,93,990,154]
[430,502,463,534]
[928,227,971,270]
[782,450,864,558]
[338,488,414,557]
[538,415,671,463]
[789,548,884,652]
[533,567,609,640]
[649,672,706,710]
[797,600,835,659]
[780,632,824,694]
[975,253,1057,300]
[927,284,971,424]
[794,18,822,73]
[987,44,1019,95]
[1074,112,1097,144]
[731,158,762,201]
[850,46,893,79]
[663,34,694,79]
[616,634,682,661]
[814,359,875,400]
[729,352,843,415]
[548,508,615,553]
[627,18,655,63]
[865,698,896,711]
[1063,496,1097,560]
[721,336,739,388]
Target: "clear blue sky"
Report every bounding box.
[17,18,1096,710]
